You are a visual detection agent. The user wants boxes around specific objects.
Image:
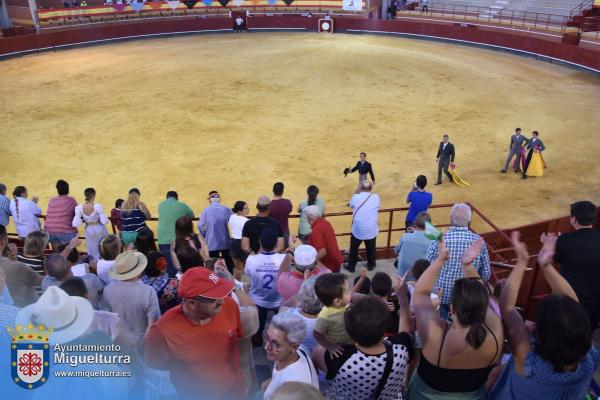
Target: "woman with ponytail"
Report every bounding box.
[120,188,151,247]
[9,186,42,239]
[408,239,503,399]
[297,185,324,241]
[72,188,109,261]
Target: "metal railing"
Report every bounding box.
[569,0,594,18]
[403,2,570,31]
[8,201,511,262]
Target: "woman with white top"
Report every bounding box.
[97,234,121,285]
[9,186,42,239]
[72,188,109,261]
[262,311,319,400]
[228,200,249,278]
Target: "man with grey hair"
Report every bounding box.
[0,183,10,227]
[41,253,104,309]
[425,203,490,319]
[346,180,380,272]
[305,205,343,273]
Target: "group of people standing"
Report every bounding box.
[501,127,546,179]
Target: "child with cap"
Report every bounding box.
[277,242,331,302]
[245,228,285,345]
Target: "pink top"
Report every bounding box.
[277,266,330,302]
[44,195,78,233]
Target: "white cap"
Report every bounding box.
[294,245,317,268]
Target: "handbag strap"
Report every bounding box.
[373,340,394,400]
[351,193,372,226]
[298,347,318,383]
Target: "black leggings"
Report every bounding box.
[258,305,279,334]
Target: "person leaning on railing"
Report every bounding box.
[120,188,151,247]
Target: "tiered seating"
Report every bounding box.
[433,0,582,16]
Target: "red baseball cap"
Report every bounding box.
[178,267,234,300]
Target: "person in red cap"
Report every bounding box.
[145,267,245,399]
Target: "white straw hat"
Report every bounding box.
[110,250,147,281]
[16,286,94,344]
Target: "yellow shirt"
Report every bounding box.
[314,305,353,345]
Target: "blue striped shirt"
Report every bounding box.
[198,203,233,251]
[0,195,10,227]
[121,208,147,232]
[425,226,490,304]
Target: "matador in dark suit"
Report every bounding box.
[435,134,455,185]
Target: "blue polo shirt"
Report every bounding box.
[406,191,432,223]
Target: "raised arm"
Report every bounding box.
[461,238,484,278]
[538,233,577,301]
[278,237,296,274]
[500,231,531,374]
[393,271,411,334]
[349,161,359,173]
[413,240,448,344]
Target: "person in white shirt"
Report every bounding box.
[228,200,249,279]
[9,186,42,239]
[72,188,109,261]
[262,311,319,400]
[245,229,285,345]
[96,234,121,285]
[346,180,380,273]
[234,16,245,32]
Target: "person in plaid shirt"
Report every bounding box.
[425,203,490,320]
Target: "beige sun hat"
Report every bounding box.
[16,286,94,344]
[109,250,147,281]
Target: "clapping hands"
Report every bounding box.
[538,232,557,267]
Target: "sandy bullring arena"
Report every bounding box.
[1,32,600,243]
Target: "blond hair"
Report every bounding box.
[24,231,49,257]
[121,192,140,212]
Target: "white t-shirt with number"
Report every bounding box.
[244,252,286,309]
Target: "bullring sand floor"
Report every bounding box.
[1,32,599,244]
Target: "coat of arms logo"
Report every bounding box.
[7,324,51,390]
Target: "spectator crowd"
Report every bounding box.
[0,178,598,400]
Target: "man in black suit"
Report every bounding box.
[344,152,375,186]
[435,134,455,185]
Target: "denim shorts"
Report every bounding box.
[48,232,77,245]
